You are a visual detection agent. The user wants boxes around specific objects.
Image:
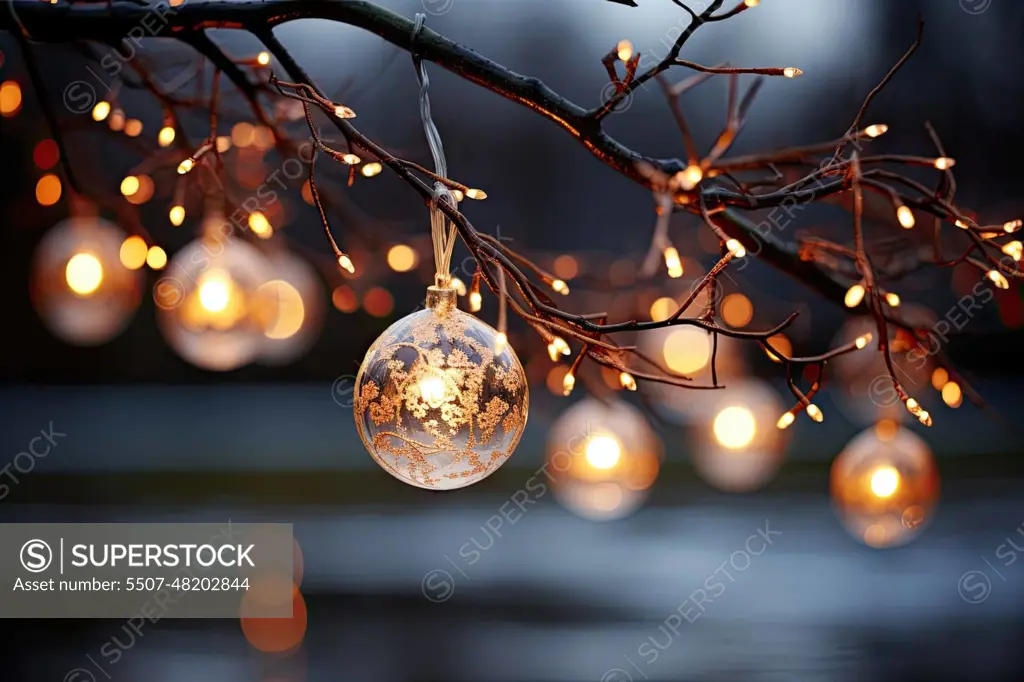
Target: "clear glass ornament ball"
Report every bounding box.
[155,235,276,371]
[831,423,939,548]
[30,216,143,346]
[546,397,661,521]
[354,286,529,490]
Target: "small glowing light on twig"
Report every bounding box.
[917,410,932,426]
[552,279,570,295]
[776,412,795,430]
[450,277,467,296]
[465,188,487,200]
[169,205,185,226]
[955,219,970,229]
[177,158,195,175]
[494,332,508,355]
[896,205,915,229]
[333,105,356,119]
[744,0,760,6]
[562,371,576,396]
[547,337,570,362]
[678,164,703,190]
[663,246,683,278]
[341,153,361,165]
[361,162,383,177]
[338,254,355,274]
[884,292,901,308]
[863,124,888,138]
[1005,219,1022,233]
[619,372,637,391]
[158,126,176,147]
[451,189,465,202]
[805,404,823,422]
[844,283,866,308]
[1002,240,1023,261]
[855,333,873,350]
[726,239,746,258]
[616,39,633,62]
[120,175,140,197]
[987,270,1010,289]
[782,67,803,79]
[933,157,956,170]
[468,291,482,312]
[256,51,271,66]
[91,101,111,122]
[248,211,272,238]
[942,381,963,408]
[905,397,921,416]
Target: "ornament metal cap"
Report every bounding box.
[426,284,457,313]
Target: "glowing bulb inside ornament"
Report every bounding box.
[869,465,900,498]
[65,252,104,296]
[713,405,757,450]
[354,285,529,490]
[585,434,622,470]
[198,271,232,313]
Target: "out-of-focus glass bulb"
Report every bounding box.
[831,425,939,548]
[155,232,275,371]
[256,250,325,366]
[31,217,143,345]
[546,397,661,521]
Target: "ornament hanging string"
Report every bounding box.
[411,13,459,289]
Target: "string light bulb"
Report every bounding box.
[782,67,803,78]
[896,205,915,229]
[465,188,487,200]
[726,239,746,258]
[468,290,482,312]
[1001,241,1022,261]
[256,51,271,66]
[361,162,383,177]
[341,153,361,165]
[678,164,703,190]
[1004,219,1022,233]
[987,269,1009,289]
[744,0,759,6]
[354,284,528,490]
[169,205,186,226]
[562,371,576,396]
[547,336,570,362]
[619,372,637,391]
[855,333,873,350]
[177,158,195,175]
[337,254,355,274]
[844,283,866,308]
[663,246,683,278]
[805,404,823,422]
[91,101,111,122]
[955,219,970,230]
[616,39,633,62]
[158,126,176,147]
[551,279,570,295]
[333,105,356,119]
[863,123,888,138]
[933,157,955,170]
[884,292,901,308]
[776,411,795,430]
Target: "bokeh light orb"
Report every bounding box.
[30,217,143,345]
[156,234,276,371]
[640,325,746,425]
[546,397,661,521]
[354,286,528,490]
[831,424,939,548]
[258,250,325,366]
[830,305,936,426]
[693,379,788,492]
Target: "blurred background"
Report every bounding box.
[2,0,1024,680]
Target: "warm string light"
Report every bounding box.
[987,269,1009,289]
[782,67,803,79]
[158,126,176,147]
[677,164,703,190]
[863,123,888,138]
[884,292,901,308]
[933,157,955,170]
[256,51,271,66]
[177,158,195,175]
[562,371,576,396]
[955,219,970,230]
[169,205,185,226]
[896,204,915,229]
[805,404,823,422]
[663,246,683,278]
[333,105,356,119]
[341,153,361,165]
[1001,240,1022,261]
[551,278,570,295]
[776,411,795,430]
[468,272,482,312]
[1004,219,1022,233]
[743,0,759,6]
[337,254,355,274]
[547,336,570,362]
[844,283,866,308]
[91,101,111,122]
[855,332,873,350]
[619,371,637,391]
[465,188,487,200]
[361,162,383,177]
[616,39,633,62]
[726,239,746,258]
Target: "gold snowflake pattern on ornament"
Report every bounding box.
[354,289,528,490]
